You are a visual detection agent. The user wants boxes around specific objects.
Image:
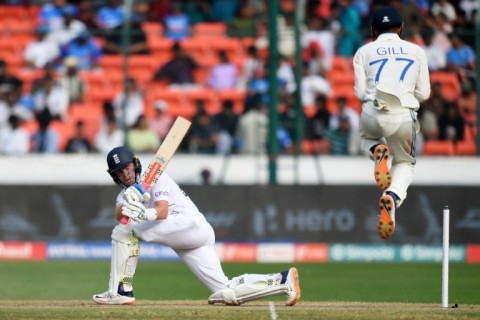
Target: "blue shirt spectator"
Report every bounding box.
[96,0,125,30]
[61,32,102,70]
[164,2,191,40]
[446,34,475,70]
[38,1,78,32]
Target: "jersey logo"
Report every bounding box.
[382,16,390,23]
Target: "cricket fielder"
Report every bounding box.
[353,6,431,240]
[92,146,301,306]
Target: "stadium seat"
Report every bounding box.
[185,89,220,115]
[148,37,174,61]
[328,70,354,86]
[13,68,44,93]
[180,37,213,64]
[50,120,75,152]
[146,90,195,119]
[330,85,362,114]
[0,5,29,19]
[141,22,163,38]
[210,37,244,60]
[192,22,227,38]
[423,140,455,156]
[67,103,103,143]
[330,56,352,73]
[455,141,476,156]
[430,72,461,102]
[98,55,123,71]
[216,89,247,114]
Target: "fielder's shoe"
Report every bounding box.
[378,193,396,240]
[285,267,301,306]
[92,284,135,305]
[373,144,391,190]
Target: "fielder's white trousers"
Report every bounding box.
[360,101,418,206]
[133,212,229,293]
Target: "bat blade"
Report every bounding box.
[121,116,191,224]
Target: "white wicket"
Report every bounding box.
[441,206,450,308]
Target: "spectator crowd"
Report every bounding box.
[0,0,477,156]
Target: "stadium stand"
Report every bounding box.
[0,2,475,156]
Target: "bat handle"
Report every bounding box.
[120,183,147,225]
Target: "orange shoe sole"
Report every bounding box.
[374,145,391,190]
[286,267,301,306]
[378,195,395,240]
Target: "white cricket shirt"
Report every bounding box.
[353,33,431,109]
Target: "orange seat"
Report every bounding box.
[328,70,354,86]
[20,119,39,135]
[330,56,352,73]
[129,68,153,86]
[146,90,195,119]
[141,22,163,37]
[0,5,30,19]
[430,72,461,102]
[455,141,476,156]
[185,89,220,115]
[216,89,247,114]
[98,55,123,71]
[85,86,118,104]
[68,102,103,121]
[464,125,477,143]
[13,68,44,93]
[180,37,213,63]
[330,86,361,113]
[422,140,455,156]
[148,37,174,61]
[192,22,227,38]
[50,120,75,152]
[127,55,156,73]
[67,104,103,144]
[210,38,244,60]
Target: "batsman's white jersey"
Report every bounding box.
[116,172,229,292]
[353,32,430,205]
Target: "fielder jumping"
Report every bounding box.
[92,146,301,306]
[353,6,431,240]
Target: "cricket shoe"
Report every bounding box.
[373,144,391,190]
[285,267,301,306]
[92,285,135,305]
[378,194,396,240]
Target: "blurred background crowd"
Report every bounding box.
[0,0,477,156]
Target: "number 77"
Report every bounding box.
[370,57,414,83]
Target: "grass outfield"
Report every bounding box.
[1,261,479,319]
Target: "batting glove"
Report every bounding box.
[122,201,157,222]
[123,184,151,204]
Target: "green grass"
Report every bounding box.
[1,261,479,319]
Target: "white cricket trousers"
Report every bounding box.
[132,212,229,293]
[360,101,418,206]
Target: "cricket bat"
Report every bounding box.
[121,116,191,224]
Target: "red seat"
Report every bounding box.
[423,140,455,156]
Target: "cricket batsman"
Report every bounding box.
[92,146,301,306]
